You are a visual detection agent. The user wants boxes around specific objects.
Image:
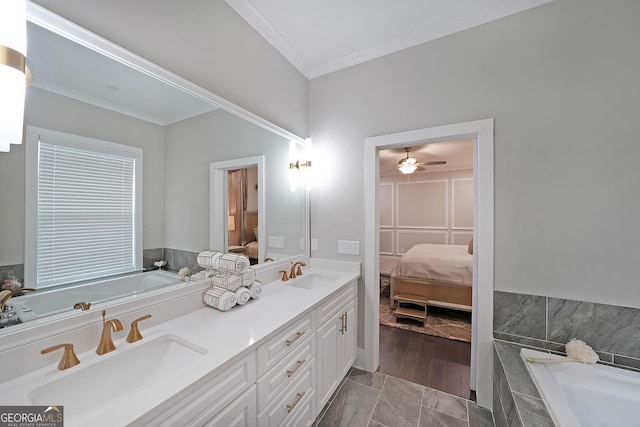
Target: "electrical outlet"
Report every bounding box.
[311,238,318,251]
[337,240,360,255]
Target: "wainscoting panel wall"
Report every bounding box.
[379,170,473,256]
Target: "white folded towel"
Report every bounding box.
[249,281,262,299]
[242,268,256,286]
[197,251,224,268]
[211,271,243,292]
[235,287,252,305]
[203,286,237,311]
[217,253,251,274]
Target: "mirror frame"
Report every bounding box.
[19,4,309,288]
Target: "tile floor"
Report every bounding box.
[314,368,494,427]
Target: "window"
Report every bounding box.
[25,127,142,288]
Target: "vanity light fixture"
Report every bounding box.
[0,0,27,152]
[289,138,313,192]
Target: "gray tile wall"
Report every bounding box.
[0,264,24,287]
[492,341,554,427]
[494,290,640,370]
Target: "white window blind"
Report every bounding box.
[35,136,139,288]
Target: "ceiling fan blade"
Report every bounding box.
[425,160,447,165]
[416,166,425,172]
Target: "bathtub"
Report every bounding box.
[11,270,181,322]
[521,348,640,427]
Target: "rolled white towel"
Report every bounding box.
[203,286,237,311]
[211,271,243,292]
[235,287,252,305]
[242,268,256,286]
[197,251,224,268]
[216,253,251,274]
[249,281,262,299]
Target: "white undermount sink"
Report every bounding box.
[28,335,207,417]
[288,272,340,289]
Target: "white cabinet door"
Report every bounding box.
[316,313,340,409]
[204,386,256,427]
[338,299,357,379]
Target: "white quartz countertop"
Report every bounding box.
[0,266,359,426]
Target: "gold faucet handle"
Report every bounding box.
[279,270,289,281]
[296,261,306,276]
[127,314,152,343]
[73,302,92,311]
[0,288,36,311]
[41,343,80,370]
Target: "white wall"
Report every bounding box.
[33,0,309,137]
[309,0,640,308]
[380,170,474,255]
[0,87,166,266]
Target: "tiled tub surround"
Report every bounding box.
[494,290,640,370]
[493,341,554,427]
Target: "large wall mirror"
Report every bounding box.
[0,3,308,333]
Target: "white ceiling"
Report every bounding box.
[27,23,216,126]
[226,0,554,78]
[379,140,473,176]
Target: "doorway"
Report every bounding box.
[363,119,494,408]
[377,140,474,398]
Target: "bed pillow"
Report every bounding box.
[468,238,473,255]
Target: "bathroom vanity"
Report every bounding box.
[0,260,359,427]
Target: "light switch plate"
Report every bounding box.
[311,238,318,251]
[337,240,360,255]
[268,236,284,249]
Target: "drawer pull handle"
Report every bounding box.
[287,359,306,377]
[339,314,345,334]
[344,311,348,332]
[286,391,306,413]
[286,331,305,347]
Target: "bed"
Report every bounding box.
[390,243,473,316]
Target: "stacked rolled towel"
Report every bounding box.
[203,286,237,311]
[235,287,252,305]
[211,271,243,292]
[199,250,263,312]
[249,280,262,299]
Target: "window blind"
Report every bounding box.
[36,138,137,288]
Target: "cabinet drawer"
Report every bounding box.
[203,385,256,427]
[137,352,256,426]
[317,280,356,326]
[258,359,316,427]
[257,332,315,412]
[257,313,313,377]
[284,389,315,427]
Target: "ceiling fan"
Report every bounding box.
[396,147,446,174]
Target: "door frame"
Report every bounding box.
[363,119,494,408]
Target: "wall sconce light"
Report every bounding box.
[0,0,28,152]
[289,138,313,192]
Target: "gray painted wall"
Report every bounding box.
[33,0,309,137]
[309,0,640,308]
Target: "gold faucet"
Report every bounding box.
[41,343,80,370]
[289,261,306,279]
[126,314,152,343]
[73,302,91,311]
[279,270,290,281]
[96,310,123,355]
[0,288,36,311]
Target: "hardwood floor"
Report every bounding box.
[378,324,472,400]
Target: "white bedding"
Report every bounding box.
[395,243,473,285]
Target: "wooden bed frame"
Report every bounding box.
[390,273,472,313]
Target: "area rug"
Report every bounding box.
[379,259,471,343]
